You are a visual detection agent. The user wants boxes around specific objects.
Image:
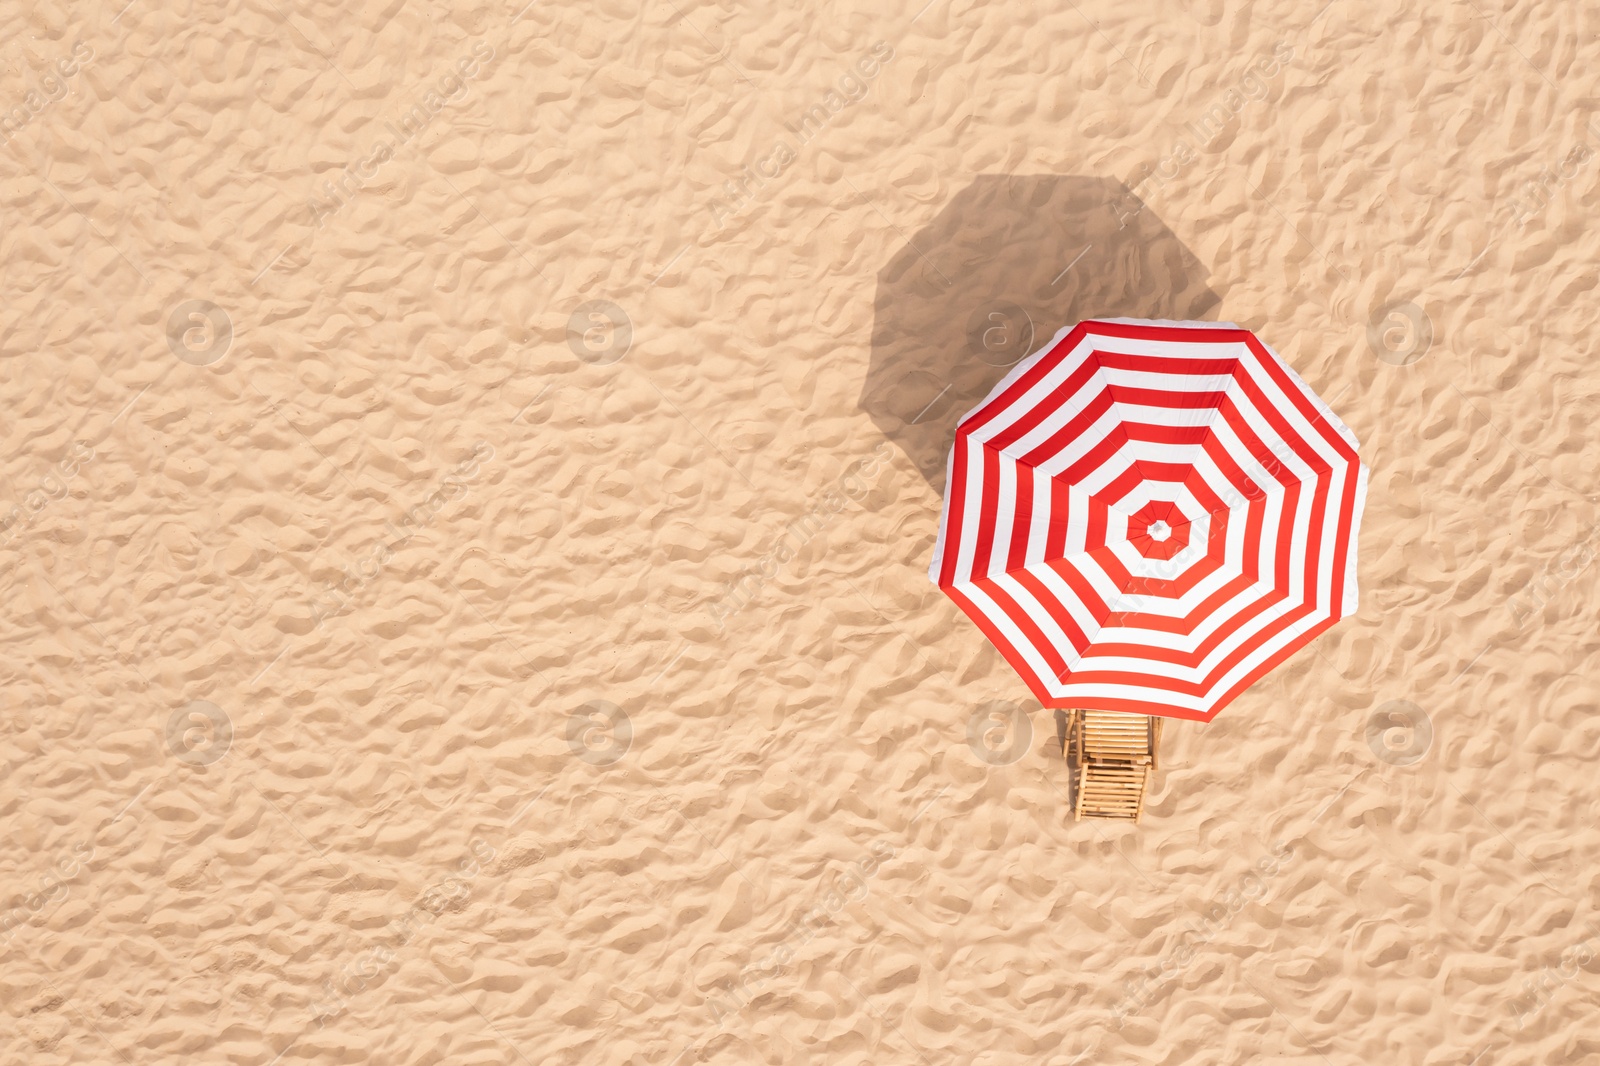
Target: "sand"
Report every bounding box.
[2,1,1598,1063]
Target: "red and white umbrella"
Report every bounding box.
[929,318,1367,722]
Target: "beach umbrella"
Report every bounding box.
[929,318,1367,724]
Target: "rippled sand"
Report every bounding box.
[1,1,1597,1063]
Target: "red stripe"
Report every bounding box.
[1127,460,1196,484]
[1006,459,1034,573]
[1044,476,1076,561]
[1124,423,1213,446]
[1094,351,1241,376]
[1106,384,1228,410]
[937,435,973,587]
[1080,320,1253,345]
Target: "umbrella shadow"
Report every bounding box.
[861,175,1222,491]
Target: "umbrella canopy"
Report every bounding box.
[929,318,1368,722]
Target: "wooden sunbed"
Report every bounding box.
[1071,710,1160,822]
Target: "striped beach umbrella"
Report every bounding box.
[929,318,1367,722]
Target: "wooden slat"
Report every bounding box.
[1081,711,1155,765]
[1071,711,1160,823]
[1074,762,1150,821]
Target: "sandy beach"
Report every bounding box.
[2,1,1599,1063]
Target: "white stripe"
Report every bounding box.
[1026,465,1051,567]
[1094,402,1224,428]
[1109,478,1207,519]
[1064,481,1089,562]
[1099,367,1236,391]
[988,455,1018,576]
